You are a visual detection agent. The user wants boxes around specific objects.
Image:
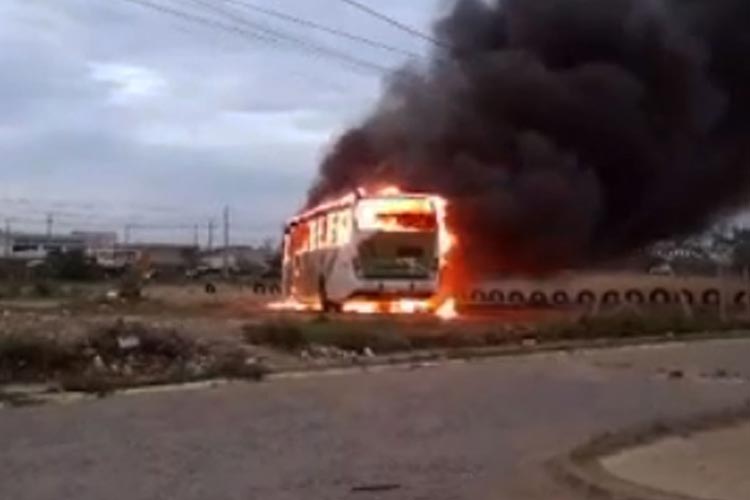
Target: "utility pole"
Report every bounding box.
[124,224,132,245]
[46,213,53,241]
[207,219,216,250]
[193,224,199,248]
[222,206,230,278]
[3,218,10,258]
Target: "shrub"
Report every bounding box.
[242,320,306,351]
[0,334,81,382]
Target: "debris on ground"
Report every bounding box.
[0,319,268,394]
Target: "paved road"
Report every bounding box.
[2,339,750,500]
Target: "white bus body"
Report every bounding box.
[282,192,442,310]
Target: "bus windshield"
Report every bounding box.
[355,197,438,232]
[355,197,439,279]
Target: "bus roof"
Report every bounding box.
[286,190,434,227]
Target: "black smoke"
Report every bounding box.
[308,0,750,276]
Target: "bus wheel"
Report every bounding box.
[318,276,338,313]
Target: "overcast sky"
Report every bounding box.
[0,0,441,244]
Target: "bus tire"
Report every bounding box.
[471,289,488,303]
[529,291,548,306]
[601,290,620,305]
[269,284,281,295]
[317,278,341,313]
[552,291,570,305]
[625,289,645,304]
[680,289,695,305]
[650,288,672,305]
[508,291,525,306]
[576,290,596,305]
[253,283,266,295]
[204,282,217,295]
[702,289,720,306]
[489,289,504,304]
[735,291,748,306]
[318,276,327,309]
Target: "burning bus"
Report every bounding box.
[277,187,455,316]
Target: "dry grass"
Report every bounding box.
[0,320,267,392]
[242,309,750,356]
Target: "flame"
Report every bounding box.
[268,298,317,312]
[375,185,402,196]
[272,185,460,320]
[343,300,380,314]
[342,299,432,315]
[432,196,456,266]
[435,298,458,320]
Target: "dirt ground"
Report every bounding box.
[1,281,749,396]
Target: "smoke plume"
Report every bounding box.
[308,0,750,276]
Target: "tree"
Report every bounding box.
[45,249,99,281]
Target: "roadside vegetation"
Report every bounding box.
[2,292,750,401]
[0,320,266,396]
[242,308,750,357]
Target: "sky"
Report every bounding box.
[0,0,441,245]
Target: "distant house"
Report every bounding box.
[0,230,117,261]
[118,244,199,273]
[196,246,272,275]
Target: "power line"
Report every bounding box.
[336,0,447,49]
[181,0,390,73]
[118,0,389,74]
[215,0,422,59]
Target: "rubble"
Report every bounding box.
[1,318,268,392]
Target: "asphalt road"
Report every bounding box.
[2,339,750,500]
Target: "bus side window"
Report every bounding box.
[309,219,318,251]
[329,212,338,246]
[319,215,327,248]
[339,210,351,244]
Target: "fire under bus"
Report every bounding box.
[278,188,456,316]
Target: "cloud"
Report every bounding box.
[0,0,439,243]
[89,62,168,103]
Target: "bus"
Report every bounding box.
[281,189,447,311]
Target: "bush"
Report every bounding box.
[118,271,144,300]
[243,319,412,354]
[204,351,268,380]
[33,281,55,298]
[242,320,306,351]
[85,321,195,364]
[45,250,99,281]
[0,334,81,382]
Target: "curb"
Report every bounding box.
[2,331,750,409]
[550,401,750,500]
[268,329,750,377]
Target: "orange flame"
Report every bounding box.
[272,185,459,320]
[435,298,458,320]
[268,298,317,312]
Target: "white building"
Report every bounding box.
[0,230,117,261]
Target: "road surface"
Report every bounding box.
[2,338,750,500]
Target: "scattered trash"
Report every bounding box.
[521,337,538,348]
[116,335,141,351]
[92,355,106,373]
[351,484,401,493]
[667,369,684,379]
[713,369,730,379]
